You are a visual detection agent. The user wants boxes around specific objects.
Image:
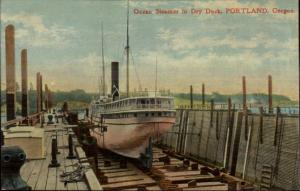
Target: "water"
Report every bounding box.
[1,115,7,123]
[249,107,299,114]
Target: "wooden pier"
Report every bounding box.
[16,121,101,191]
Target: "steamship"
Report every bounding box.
[89,2,176,159]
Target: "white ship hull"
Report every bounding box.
[89,116,175,158]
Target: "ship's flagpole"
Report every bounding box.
[125,0,130,97]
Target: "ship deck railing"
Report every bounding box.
[99,103,175,114]
[120,90,172,98]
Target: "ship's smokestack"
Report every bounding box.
[111,61,119,101]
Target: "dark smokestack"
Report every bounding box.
[21,49,28,117]
[111,62,119,101]
[5,25,16,121]
[268,75,273,113]
[242,76,246,110]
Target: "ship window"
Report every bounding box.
[134,113,137,117]
[150,99,155,104]
[158,112,162,116]
[151,113,155,116]
[145,113,148,117]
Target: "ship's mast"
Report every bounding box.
[155,56,157,97]
[125,0,130,97]
[101,22,106,96]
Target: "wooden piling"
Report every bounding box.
[5,25,16,121]
[202,83,205,107]
[45,84,49,112]
[48,89,52,109]
[190,85,193,109]
[268,75,273,113]
[242,76,246,110]
[230,111,244,176]
[21,49,28,117]
[39,74,43,111]
[36,72,41,112]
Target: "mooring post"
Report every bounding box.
[230,111,244,176]
[39,74,43,111]
[242,76,246,111]
[36,72,41,113]
[85,108,89,118]
[268,75,273,114]
[48,138,60,167]
[21,49,28,119]
[44,84,49,112]
[67,134,76,159]
[210,99,214,127]
[190,85,193,109]
[202,83,205,108]
[1,146,31,190]
[5,25,16,121]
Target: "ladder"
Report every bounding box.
[260,164,273,191]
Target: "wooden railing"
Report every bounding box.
[1,112,44,127]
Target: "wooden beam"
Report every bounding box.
[5,24,16,121]
[21,49,28,117]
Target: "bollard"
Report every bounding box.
[66,134,76,159]
[1,146,31,190]
[47,114,54,124]
[49,138,60,167]
[55,130,60,154]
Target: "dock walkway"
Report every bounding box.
[19,123,100,190]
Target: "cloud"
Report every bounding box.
[157,27,298,53]
[1,12,77,48]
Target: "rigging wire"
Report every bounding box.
[129,48,142,90]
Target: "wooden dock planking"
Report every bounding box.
[21,159,36,182]
[61,130,78,191]
[18,124,93,191]
[34,136,51,190]
[62,130,88,191]
[27,132,51,189]
[55,130,67,190]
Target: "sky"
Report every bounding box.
[0,0,299,100]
